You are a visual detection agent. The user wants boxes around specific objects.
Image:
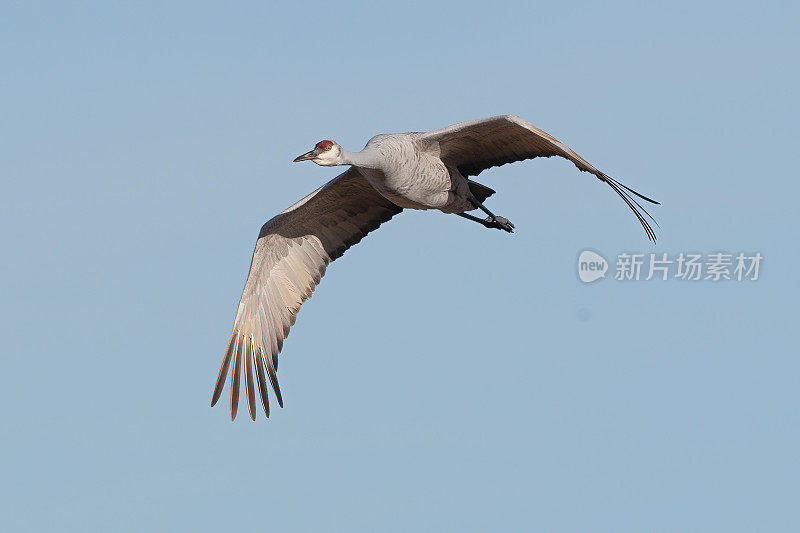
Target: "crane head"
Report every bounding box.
[293,140,342,166]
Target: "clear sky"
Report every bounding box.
[2,1,798,531]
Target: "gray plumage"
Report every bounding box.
[211,115,659,420]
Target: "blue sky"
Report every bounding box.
[2,1,798,531]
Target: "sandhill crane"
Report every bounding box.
[211,115,659,420]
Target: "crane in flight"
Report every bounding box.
[211,115,659,420]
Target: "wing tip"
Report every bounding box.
[229,335,243,421]
[244,340,258,421]
[597,173,660,243]
[254,348,271,418]
[211,332,236,408]
[216,323,288,421]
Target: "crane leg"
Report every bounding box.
[458,199,515,233]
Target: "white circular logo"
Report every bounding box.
[577,250,608,283]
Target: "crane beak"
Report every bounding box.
[293,149,317,162]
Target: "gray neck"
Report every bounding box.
[340,148,381,170]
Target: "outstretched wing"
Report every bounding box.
[419,115,659,242]
[211,168,403,420]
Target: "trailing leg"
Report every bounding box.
[462,198,515,232]
[456,209,514,233]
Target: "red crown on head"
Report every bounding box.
[315,140,334,152]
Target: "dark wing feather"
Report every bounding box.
[211,168,403,420]
[419,115,659,242]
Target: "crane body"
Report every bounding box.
[352,134,472,213]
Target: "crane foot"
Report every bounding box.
[485,216,514,233]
